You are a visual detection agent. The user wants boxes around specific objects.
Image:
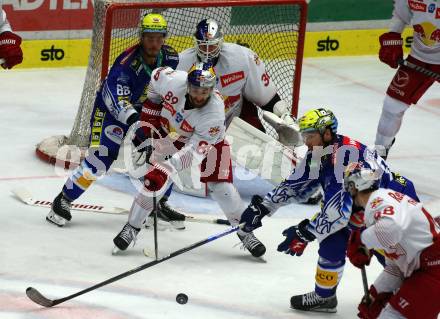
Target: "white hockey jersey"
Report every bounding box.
[391,0,440,64]
[361,188,440,292]
[147,66,226,172]
[177,43,277,127]
[0,9,12,34]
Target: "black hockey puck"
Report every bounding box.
[176,293,188,304]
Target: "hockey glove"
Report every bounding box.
[144,163,173,192]
[0,31,23,69]
[379,32,403,69]
[277,219,316,256]
[357,286,393,319]
[347,229,372,269]
[239,195,271,232]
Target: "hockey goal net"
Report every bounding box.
[36,0,308,168]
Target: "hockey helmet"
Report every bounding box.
[344,161,382,194]
[194,19,223,62]
[141,13,167,35]
[187,62,217,88]
[298,108,338,135]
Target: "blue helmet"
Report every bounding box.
[344,161,382,193]
[194,19,223,62]
[187,62,216,88]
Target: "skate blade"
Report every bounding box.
[253,255,267,263]
[291,306,337,313]
[112,246,122,255]
[45,215,66,227]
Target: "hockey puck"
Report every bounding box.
[176,293,188,304]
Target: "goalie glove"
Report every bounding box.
[262,111,302,148]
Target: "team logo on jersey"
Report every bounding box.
[408,0,427,12]
[223,94,241,111]
[104,125,124,144]
[220,71,245,87]
[370,197,384,209]
[428,3,436,13]
[208,126,220,136]
[180,120,194,133]
[414,23,440,45]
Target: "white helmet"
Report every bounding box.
[344,161,382,193]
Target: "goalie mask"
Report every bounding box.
[344,161,382,196]
[187,62,217,107]
[194,19,223,63]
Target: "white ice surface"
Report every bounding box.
[1,56,439,318]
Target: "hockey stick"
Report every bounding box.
[26,223,242,307]
[361,266,371,305]
[11,187,230,225]
[153,192,159,260]
[399,59,440,81]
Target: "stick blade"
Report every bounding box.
[26,287,55,307]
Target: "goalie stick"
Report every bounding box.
[11,187,230,225]
[26,223,242,307]
[399,59,440,81]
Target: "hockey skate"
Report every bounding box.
[237,231,266,258]
[46,192,72,227]
[145,197,186,230]
[290,291,337,313]
[112,222,140,254]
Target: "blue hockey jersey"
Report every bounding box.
[263,134,417,242]
[94,44,179,125]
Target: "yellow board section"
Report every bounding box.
[18,39,90,68]
[15,27,414,68]
[304,28,413,57]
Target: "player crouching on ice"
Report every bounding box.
[238,108,421,312]
[344,161,440,319]
[112,62,266,258]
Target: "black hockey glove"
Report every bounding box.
[239,195,271,233]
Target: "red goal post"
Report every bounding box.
[36,0,308,168]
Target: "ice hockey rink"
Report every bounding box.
[1,56,439,318]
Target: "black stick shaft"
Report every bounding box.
[153,192,158,260]
[361,266,371,305]
[27,224,241,307]
[399,59,440,81]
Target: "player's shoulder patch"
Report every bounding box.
[163,45,179,61]
[341,135,361,150]
[118,45,139,66]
